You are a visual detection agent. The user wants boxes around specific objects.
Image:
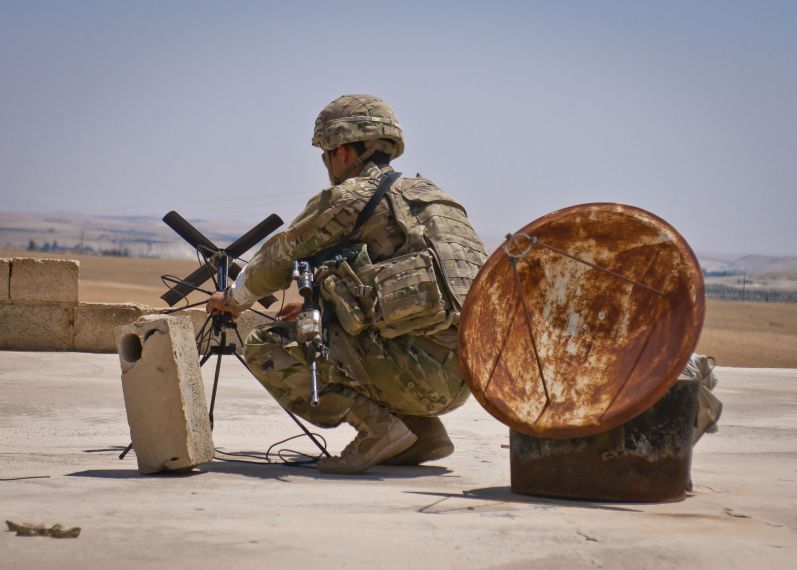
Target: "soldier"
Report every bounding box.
[207,95,487,474]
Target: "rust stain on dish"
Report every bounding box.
[459,203,705,439]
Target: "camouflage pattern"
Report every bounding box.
[312,95,404,159]
[386,175,488,309]
[245,319,470,427]
[237,160,485,424]
[234,162,409,302]
[236,161,486,339]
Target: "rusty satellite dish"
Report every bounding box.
[459,203,705,439]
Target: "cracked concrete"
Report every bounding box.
[0,351,795,569]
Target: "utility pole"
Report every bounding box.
[741,272,747,301]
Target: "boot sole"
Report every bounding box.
[318,430,417,475]
[382,438,455,466]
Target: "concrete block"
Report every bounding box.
[114,315,213,474]
[74,303,154,353]
[10,258,79,304]
[0,304,73,350]
[0,259,9,303]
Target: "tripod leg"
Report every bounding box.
[208,350,224,430]
[119,442,133,460]
[234,326,245,346]
[199,350,213,367]
[196,313,213,344]
[233,350,331,458]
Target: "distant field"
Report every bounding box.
[0,249,301,309]
[695,300,797,368]
[3,250,795,368]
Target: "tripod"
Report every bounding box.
[120,211,329,461]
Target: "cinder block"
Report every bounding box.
[73,303,154,352]
[0,304,73,350]
[0,259,9,303]
[114,315,213,474]
[10,258,79,304]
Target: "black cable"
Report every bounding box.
[160,274,214,297]
[213,432,328,467]
[247,307,276,321]
[160,299,208,314]
[196,244,219,291]
[278,289,286,316]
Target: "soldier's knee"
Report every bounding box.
[245,342,301,377]
[245,322,294,347]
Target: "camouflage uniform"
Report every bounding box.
[229,161,485,428]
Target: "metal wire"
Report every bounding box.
[502,231,666,297]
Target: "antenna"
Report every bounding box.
[160,211,283,308]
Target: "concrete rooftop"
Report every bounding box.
[1,351,795,569]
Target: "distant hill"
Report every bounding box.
[0,211,273,260]
[2,212,795,287]
[698,253,797,275]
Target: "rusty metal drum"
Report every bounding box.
[510,379,701,502]
[458,203,705,439]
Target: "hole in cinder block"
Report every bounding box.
[120,334,143,363]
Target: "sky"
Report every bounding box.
[1,0,795,255]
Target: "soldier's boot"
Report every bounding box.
[317,396,417,475]
[382,415,454,465]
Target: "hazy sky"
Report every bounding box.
[2,1,795,255]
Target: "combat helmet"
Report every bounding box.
[312,95,404,161]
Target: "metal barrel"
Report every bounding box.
[510,379,700,502]
[309,358,320,407]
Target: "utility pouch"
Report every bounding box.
[360,250,451,339]
[319,259,373,336]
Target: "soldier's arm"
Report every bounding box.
[225,184,368,310]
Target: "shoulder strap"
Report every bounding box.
[310,171,402,266]
[348,170,402,241]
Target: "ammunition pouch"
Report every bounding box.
[313,169,481,340]
[319,259,373,336]
[319,249,455,339]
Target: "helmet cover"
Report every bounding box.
[312,94,404,159]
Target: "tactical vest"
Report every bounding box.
[318,175,487,339]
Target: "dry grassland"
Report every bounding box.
[696,300,797,368]
[3,250,795,368]
[0,249,300,309]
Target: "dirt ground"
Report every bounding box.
[1,352,795,569]
[696,301,797,368]
[3,250,795,368]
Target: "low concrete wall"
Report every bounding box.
[10,257,79,303]
[0,257,271,353]
[0,258,10,302]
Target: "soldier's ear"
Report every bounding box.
[338,144,357,165]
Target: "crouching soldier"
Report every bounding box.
[207,95,487,474]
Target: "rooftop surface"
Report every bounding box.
[1,351,795,569]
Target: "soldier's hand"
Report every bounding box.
[275,301,303,322]
[206,291,241,319]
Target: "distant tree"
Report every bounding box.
[27,239,37,251]
[101,247,131,257]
